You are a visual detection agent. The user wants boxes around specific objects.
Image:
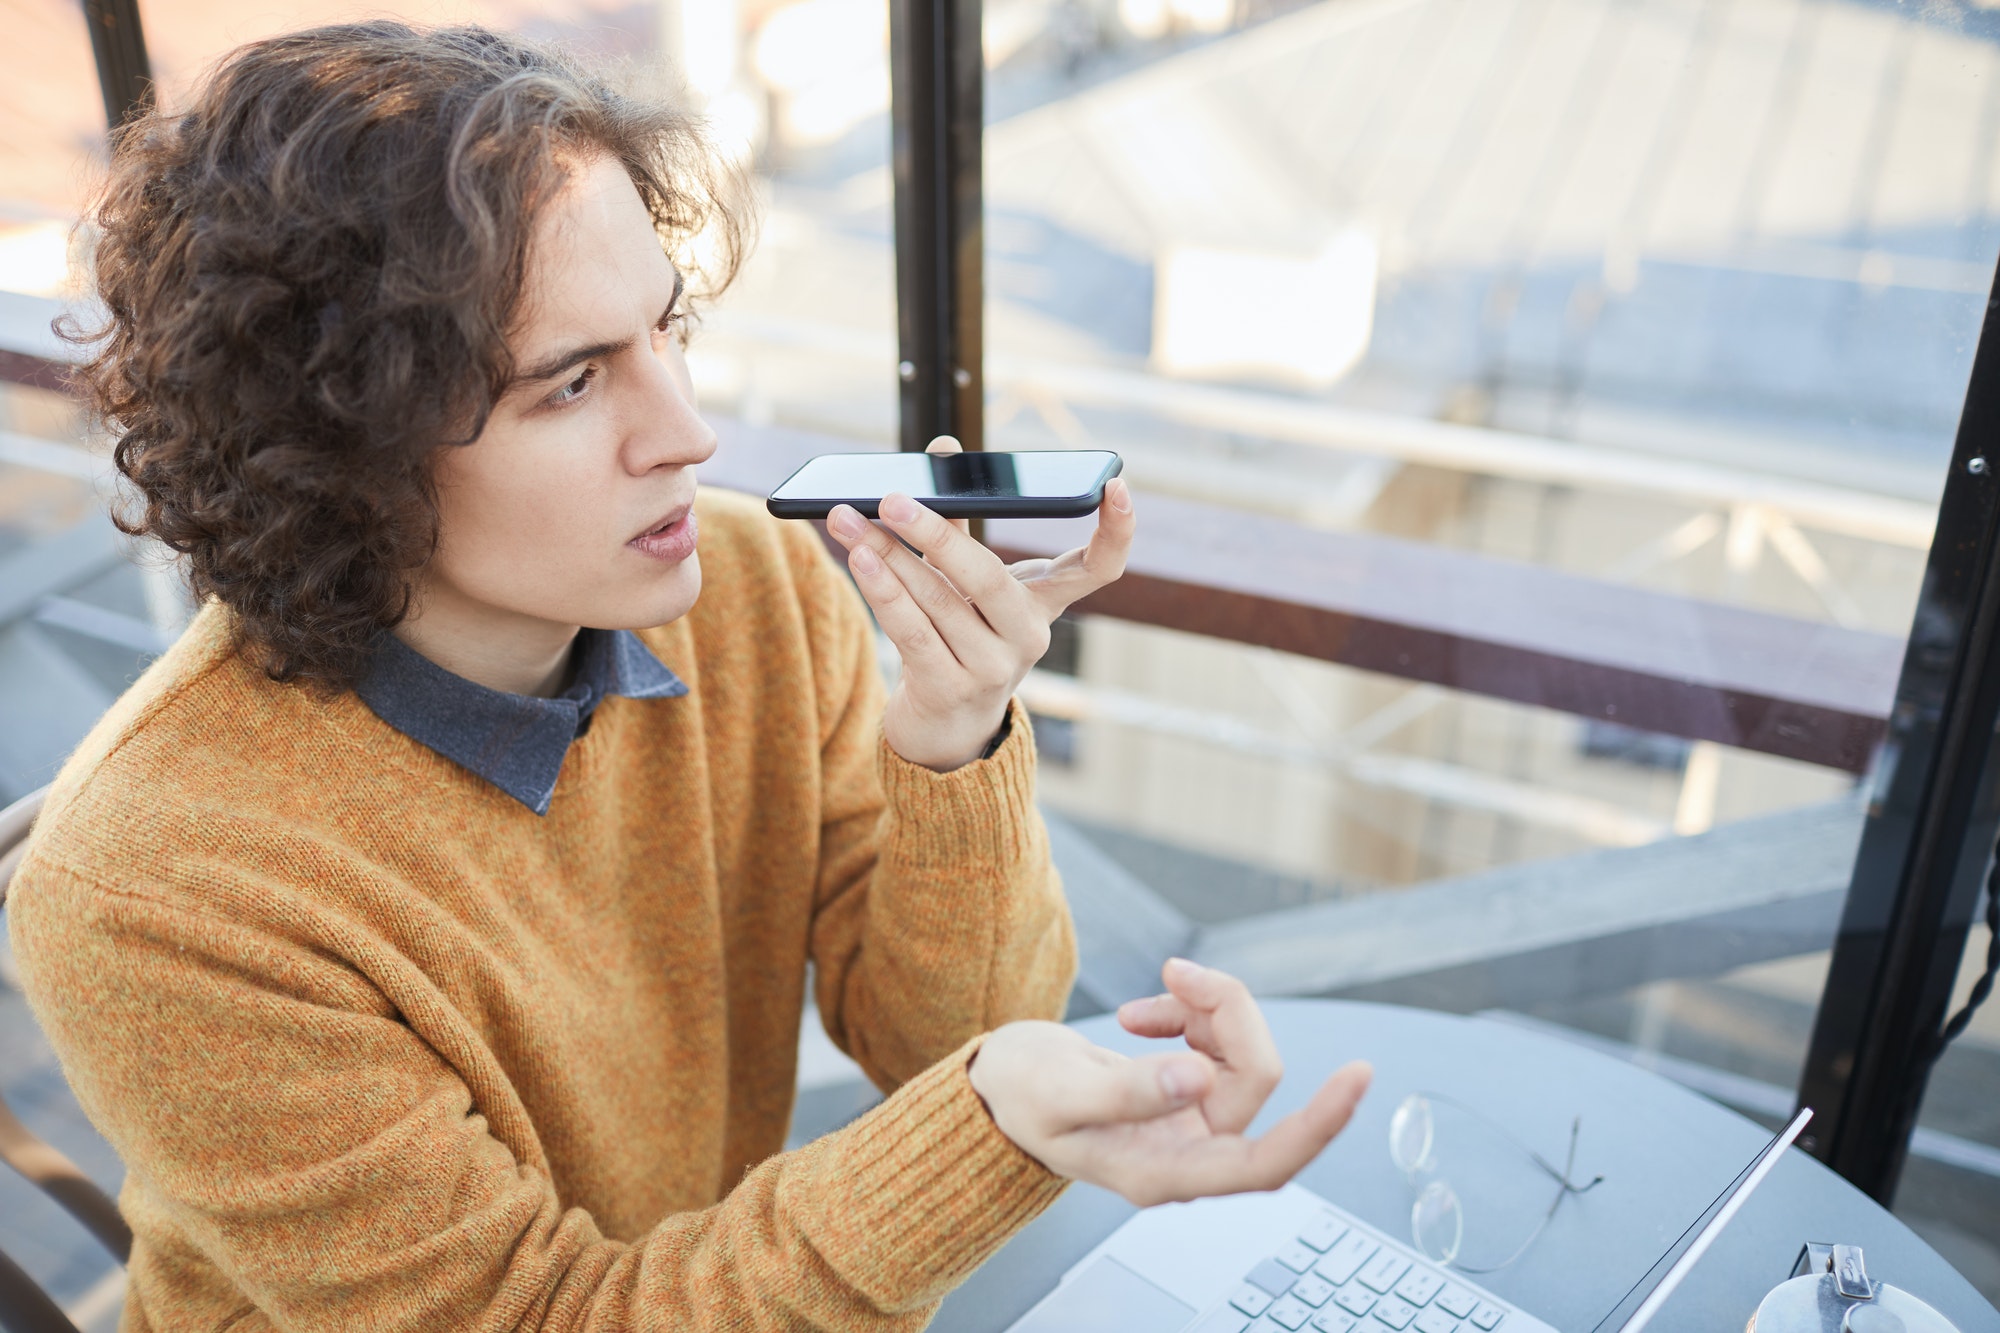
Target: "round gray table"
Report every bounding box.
[933,1000,2000,1333]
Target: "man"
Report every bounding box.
[8,21,1371,1331]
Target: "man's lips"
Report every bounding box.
[628,507,698,562]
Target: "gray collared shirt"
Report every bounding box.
[354,628,687,816]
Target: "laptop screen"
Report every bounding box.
[1587,1107,1814,1333]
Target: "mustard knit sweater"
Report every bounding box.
[7,488,1076,1332]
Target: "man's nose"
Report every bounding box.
[627,346,717,472]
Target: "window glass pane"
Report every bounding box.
[0,0,103,292]
[0,12,131,1322]
[958,0,1997,1299]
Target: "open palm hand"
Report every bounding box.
[969,961,1373,1208]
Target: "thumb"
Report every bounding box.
[1055,1051,1217,1131]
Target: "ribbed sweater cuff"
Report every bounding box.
[875,697,1039,869]
[804,1032,1066,1309]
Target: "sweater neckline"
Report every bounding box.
[351,628,687,816]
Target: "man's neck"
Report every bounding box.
[393,593,580,699]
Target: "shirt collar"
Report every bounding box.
[354,627,687,816]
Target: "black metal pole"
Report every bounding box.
[80,0,154,129]
[1794,264,2000,1201]
[0,1244,84,1333]
[889,0,984,455]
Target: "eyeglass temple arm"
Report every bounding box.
[1452,1122,1604,1277]
[1418,1093,1607,1193]
[1523,1117,1606,1194]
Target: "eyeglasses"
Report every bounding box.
[1388,1091,1605,1273]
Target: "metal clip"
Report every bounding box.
[1793,1242,1838,1280]
[1833,1245,1873,1300]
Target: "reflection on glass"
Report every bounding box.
[930,450,1021,497]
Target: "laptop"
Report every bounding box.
[1002,1107,1813,1333]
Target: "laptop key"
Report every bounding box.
[1412,1310,1458,1333]
[1291,1274,1337,1307]
[1311,1313,1358,1333]
[1435,1286,1478,1318]
[1191,1309,1253,1333]
[1357,1251,1411,1293]
[1314,1234,1377,1286]
[1469,1304,1504,1330]
[1299,1215,1348,1252]
[1371,1297,1419,1330]
[1276,1241,1320,1273]
[1335,1284,1377,1317]
[1248,1258,1300,1297]
[1267,1296,1314,1330]
[1394,1269,1444,1307]
[1231,1284,1275,1317]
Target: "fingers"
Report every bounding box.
[839,494,1050,675]
[1052,1050,1219,1132]
[1164,959,1285,1135]
[926,434,973,538]
[1147,1060,1374,1204]
[1117,989,1191,1039]
[1086,476,1136,583]
[827,504,995,659]
[1162,959,1282,1080]
[824,451,1133,667]
[970,1022,1222,1181]
[873,493,1047,649]
[1120,960,1284,1135]
[1223,1060,1373,1193]
[842,539,963,678]
[1014,476,1136,620]
[972,1019,1371,1209]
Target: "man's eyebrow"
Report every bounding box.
[512,334,633,388]
[509,272,686,390]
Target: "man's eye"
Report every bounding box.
[550,365,597,406]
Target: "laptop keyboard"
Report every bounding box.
[1188,1206,1516,1333]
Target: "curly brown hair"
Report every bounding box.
[64,22,747,689]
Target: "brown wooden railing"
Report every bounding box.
[703,417,1900,774]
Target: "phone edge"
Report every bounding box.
[763,451,1122,521]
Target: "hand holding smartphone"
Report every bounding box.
[801,436,1136,774]
[766,448,1123,520]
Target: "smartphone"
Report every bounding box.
[766,449,1123,520]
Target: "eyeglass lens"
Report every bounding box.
[1412,1179,1464,1265]
[1393,1096,1462,1263]
[1389,1093,1436,1176]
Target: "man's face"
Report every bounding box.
[421,153,715,640]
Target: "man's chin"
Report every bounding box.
[615,553,702,631]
